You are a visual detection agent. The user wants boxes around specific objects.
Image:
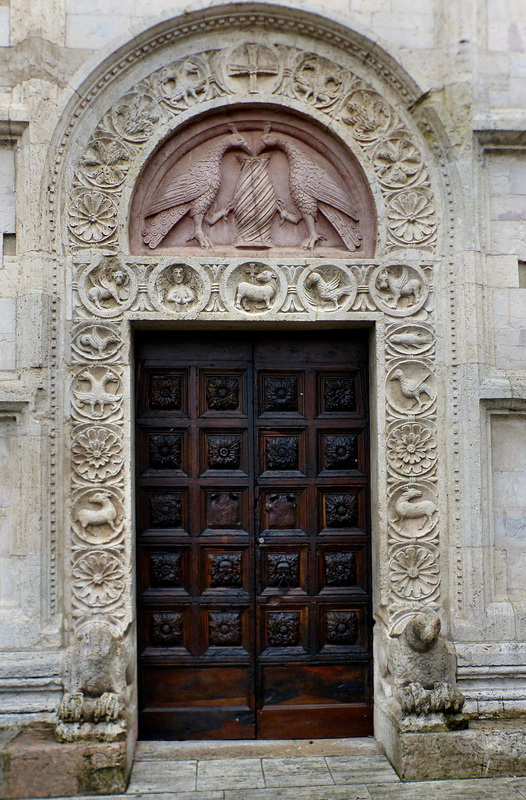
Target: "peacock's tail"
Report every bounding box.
[142,204,191,249]
[319,202,363,252]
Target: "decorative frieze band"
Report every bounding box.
[71,257,433,320]
[67,255,439,637]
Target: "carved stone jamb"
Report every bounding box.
[63,251,133,745]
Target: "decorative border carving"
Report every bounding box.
[69,252,439,637]
[65,43,438,256]
[71,255,433,321]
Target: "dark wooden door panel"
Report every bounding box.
[136,333,255,739]
[136,330,371,739]
[252,333,371,739]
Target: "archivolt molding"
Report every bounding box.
[65,42,438,256]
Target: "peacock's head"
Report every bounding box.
[261,131,280,148]
[261,122,282,149]
[226,123,252,153]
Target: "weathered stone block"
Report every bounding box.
[0,727,128,798]
[394,719,526,781]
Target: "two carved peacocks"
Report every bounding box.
[142,125,251,249]
[261,131,362,251]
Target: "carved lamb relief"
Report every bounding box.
[130,114,376,255]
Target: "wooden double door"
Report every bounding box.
[136,331,372,740]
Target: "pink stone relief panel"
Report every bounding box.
[130,112,376,256]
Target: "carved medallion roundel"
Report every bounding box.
[130,111,376,256]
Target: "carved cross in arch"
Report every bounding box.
[227,44,280,93]
[244,262,261,282]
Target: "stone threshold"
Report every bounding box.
[135,737,383,761]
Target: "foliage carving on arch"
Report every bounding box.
[67,43,438,255]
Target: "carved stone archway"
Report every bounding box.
[45,2,455,775]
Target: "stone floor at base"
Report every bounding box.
[34,739,526,800]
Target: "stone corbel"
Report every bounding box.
[474,110,526,150]
[0,104,29,145]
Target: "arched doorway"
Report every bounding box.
[49,3,446,766]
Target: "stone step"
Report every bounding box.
[134,737,383,761]
[128,752,400,795]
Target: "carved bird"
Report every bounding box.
[142,125,251,249]
[74,370,120,417]
[390,368,434,410]
[305,271,351,309]
[261,130,362,251]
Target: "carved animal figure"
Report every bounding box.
[404,612,441,652]
[390,330,432,348]
[235,269,276,311]
[393,486,437,530]
[162,60,207,105]
[74,370,120,417]
[142,125,251,249]
[76,491,118,531]
[376,267,422,308]
[305,271,351,309]
[88,268,129,308]
[78,327,120,356]
[261,129,361,251]
[390,368,434,409]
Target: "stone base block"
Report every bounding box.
[0,726,128,798]
[395,719,526,781]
